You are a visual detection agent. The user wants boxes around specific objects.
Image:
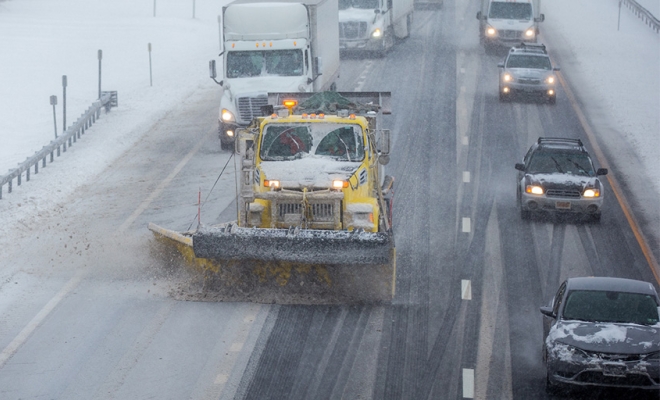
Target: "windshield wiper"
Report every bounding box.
[550,157,564,173]
[567,158,589,175]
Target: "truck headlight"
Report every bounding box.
[371,28,382,38]
[264,180,280,189]
[525,28,535,37]
[583,188,600,198]
[221,109,235,122]
[332,180,349,189]
[546,76,555,84]
[503,74,513,82]
[526,185,544,195]
[486,26,496,36]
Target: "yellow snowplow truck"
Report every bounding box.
[149,91,395,304]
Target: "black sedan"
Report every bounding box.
[540,277,660,393]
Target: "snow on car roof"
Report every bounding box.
[566,277,659,296]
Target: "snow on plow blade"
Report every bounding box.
[148,223,396,304]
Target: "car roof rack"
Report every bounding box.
[537,137,583,147]
[511,42,547,54]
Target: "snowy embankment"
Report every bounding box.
[542,0,660,252]
[0,0,229,239]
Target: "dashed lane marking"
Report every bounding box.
[463,368,475,398]
[463,171,470,183]
[461,280,472,300]
[462,217,471,233]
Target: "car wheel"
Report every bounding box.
[499,91,508,102]
[548,95,556,105]
[220,141,233,151]
[591,212,601,223]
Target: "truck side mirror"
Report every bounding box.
[313,56,323,78]
[535,14,545,22]
[498,62,505,68]
[476,11,482,20]
[209,60,217,79]
[209,60,223,86]
[377,129,391,156]
[553,66,561,72]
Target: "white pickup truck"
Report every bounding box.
[476,0,544,48]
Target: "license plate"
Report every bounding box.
[555,201,571,210]
[602,364,626,377]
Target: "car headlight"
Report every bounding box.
[645,351,660,361]
[221,109,235,122]
[526,185,544,195]
[371,28,382,38]
[525,28,535,37]
[486,26,496,36]
[583,188,600,198]
[549,342,591,362]
[503,73,513,82]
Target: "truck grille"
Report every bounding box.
[499,30,521,39]
[518,78,541,85]
[237,96,268,122]
[339,21,367,40]
[278,202,335,222]
[546,189,581,198]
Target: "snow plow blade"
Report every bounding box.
[148,223,396,304]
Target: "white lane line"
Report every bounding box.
[463,171,470,183]
[463,368,475,398]
[461,280,472,300]
[0,270,85,368]
[117,132,211,232]
[462,217,471,233]
[229,342,243,352]
[214,374,228,385]
[462,136,469,146]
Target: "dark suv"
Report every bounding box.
[498,43,560,103]
[515,138,608,221]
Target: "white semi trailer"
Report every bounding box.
[476,0,544,48]
[338,0,414,56]
[210,0,340,150]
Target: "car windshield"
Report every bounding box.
[506,55,552,70]
[562,290,660,325]
[489,2,532,20]
[527,152,595,175]
[339,0,380,10]
[226,50,304,78]
[260,123,365,162]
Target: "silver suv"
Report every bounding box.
[515,138,608,221]
[498,43,560,103]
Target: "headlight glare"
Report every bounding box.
[372,28,382,38]
[332,180,348,189]
[526,185,544,195]
[525,29,535,37]
[583,188,600,198]
[221,109,235,122]
[503,74,512,82]
[264,180,280,189]
[486,26,496,36]
[547,76,555,84]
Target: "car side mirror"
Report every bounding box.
[596,168,608,176]
[553,66,561,72]
[540,306,556,318]
[535,14,545,23]
[476,11,482,20]
[515,163,525,171]
[498,62,505,68]
[374,9,381,14]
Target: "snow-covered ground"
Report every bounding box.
[0,0,658,249]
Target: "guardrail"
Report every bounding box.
[623,0,660,33]
[0,91,118,199]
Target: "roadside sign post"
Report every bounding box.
[50,95,58,139]
[62,75,67,132]
[98,50,103,99]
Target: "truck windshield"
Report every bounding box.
[261,123,365,162]
[489,3,532,20]
[339,0,380,10]
[226,49,304,78]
